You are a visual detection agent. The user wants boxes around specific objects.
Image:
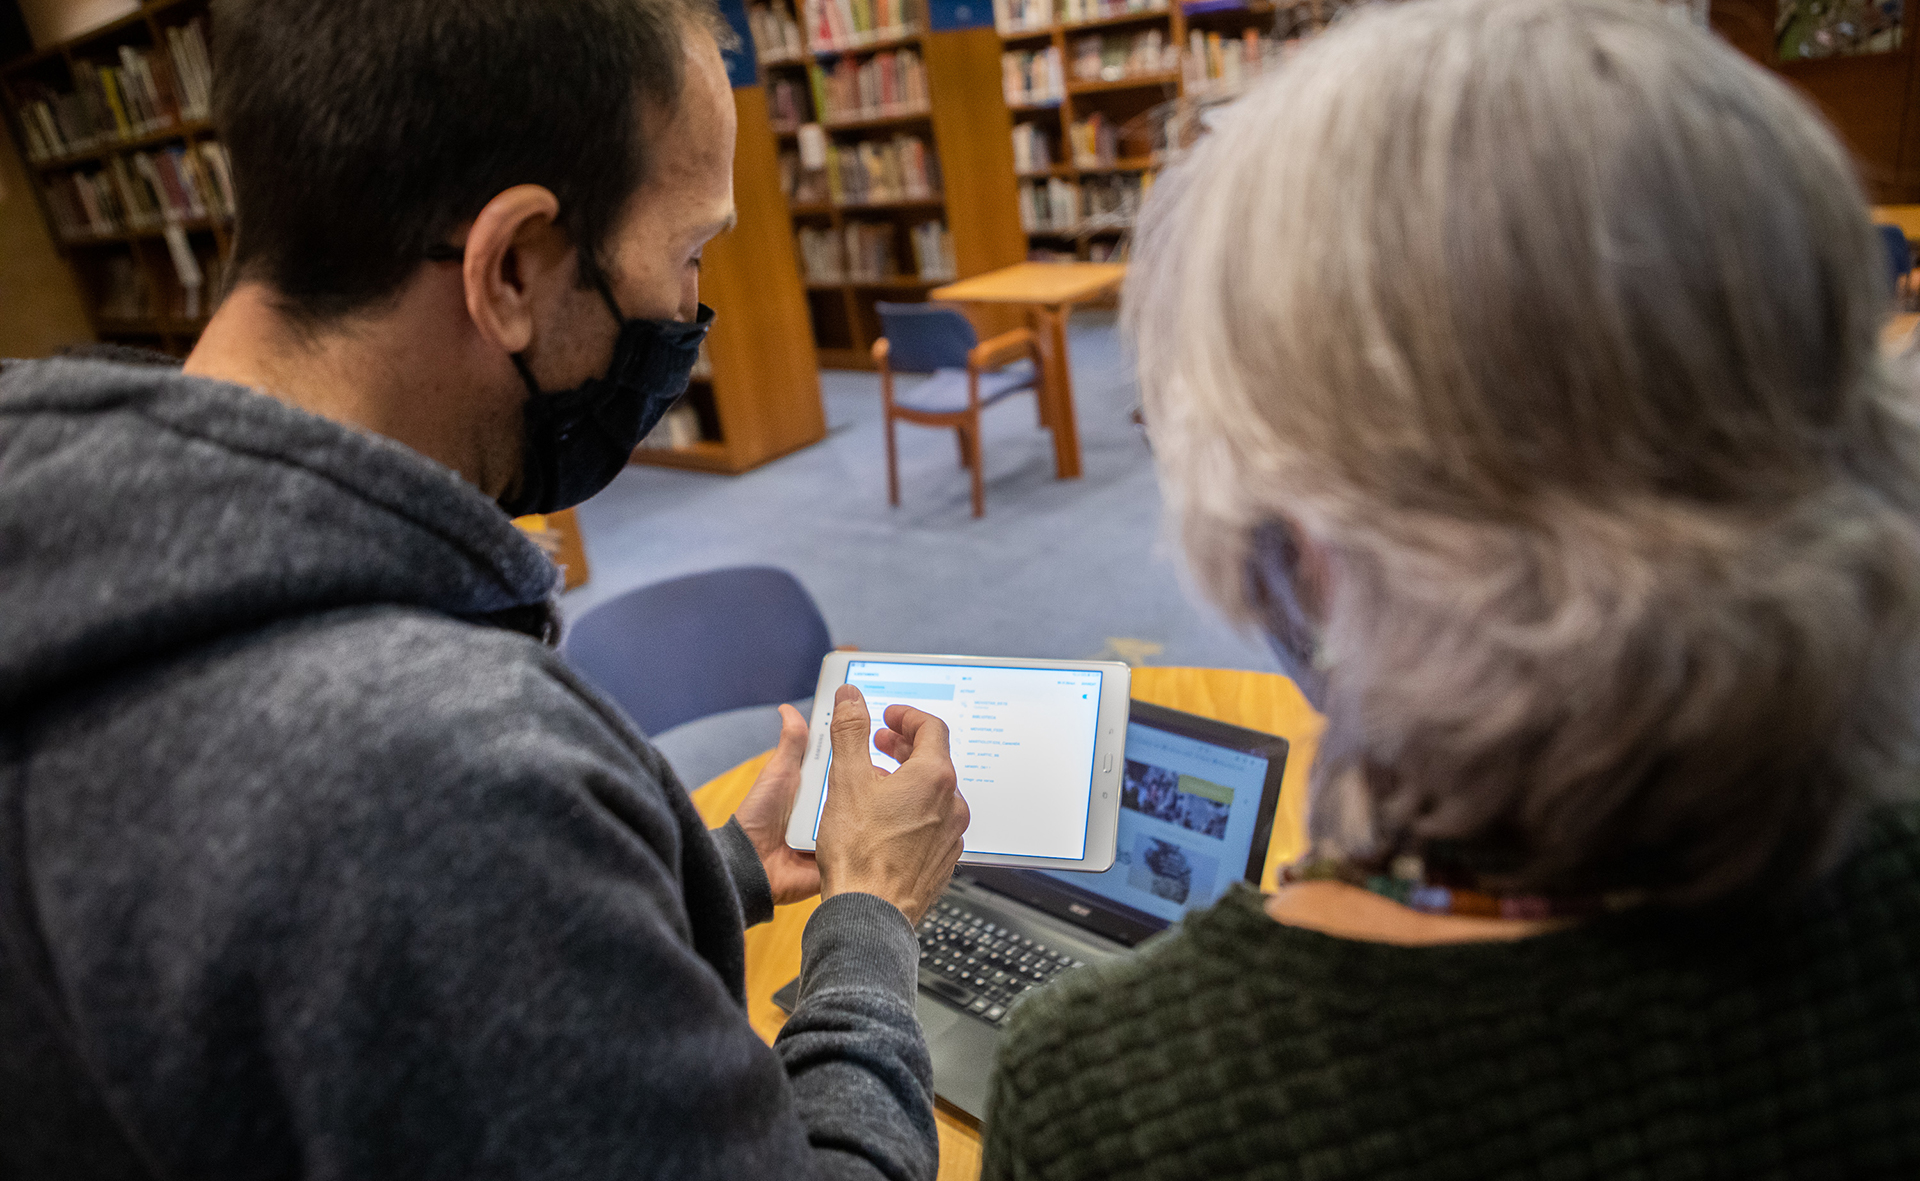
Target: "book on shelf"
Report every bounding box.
[992,0,1054,33]
[797,224,847,281]
[749,1,808,60]
[809,49,928,123]
[824,133,940,205]
[13,20,213,163]
[1019,176,1080,234]
[1070,29,1175,81]
[1068,113,1117,168]
[1078,171,1145,226]
[769,76,813,131]
[908,220,957,281]
[1183,27,1278,97]
[779,149,833,205]
[1001,46,1064,105]
[96,253,157,321]
[634,403,705,450]
[803,0,919,52]
[1057,0,1167,22]
[841,220,898,280]
[1011,122,1054,174]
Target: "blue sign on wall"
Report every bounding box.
[716,0,760,87]
[927,0,995,29]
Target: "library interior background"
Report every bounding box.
[1,0,1916,780]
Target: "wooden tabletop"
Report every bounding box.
[931,261,1126,307]
[1874,204,1920,241]
[689,665,1322,1181]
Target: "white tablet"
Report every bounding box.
[785,652,1130,871]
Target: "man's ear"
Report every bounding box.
[461,185,572,354]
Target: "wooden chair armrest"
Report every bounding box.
[871,337,891,367]
[968,328,1038,373]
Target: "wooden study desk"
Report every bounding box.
[1873,204,1920,242]
[930,262,1127,482]
[689,665,1322,1181]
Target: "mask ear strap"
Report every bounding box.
[510,353,543,399]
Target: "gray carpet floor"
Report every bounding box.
[565,309,1277,787]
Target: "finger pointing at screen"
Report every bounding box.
[817,684,971,925]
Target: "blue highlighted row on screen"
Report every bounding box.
[846,681,959,700]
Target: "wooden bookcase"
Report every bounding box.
[1001,0,1303,263]
[756,1,1026,369]
[0,0,226,357]
[1,8,827,474]
[633,81,829,472]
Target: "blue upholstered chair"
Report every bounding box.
[1880,223,1912,306]
[873,301,1052,518]
[561,566,832,737]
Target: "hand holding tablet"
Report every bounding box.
[788,652,1131,873]
[815,685,971,924]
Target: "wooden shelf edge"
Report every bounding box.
[629,440,736,473]
[1059,7,1176,31]
[1066,72,1181,95]
[28,119,216,172]
[821,108,934,131]
[818,346,878,370]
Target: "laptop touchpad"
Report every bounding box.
[916,993,965,1040]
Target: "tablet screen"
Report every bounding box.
[812,659,1105,860]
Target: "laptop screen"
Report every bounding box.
[961,701,1289,946]
[1037,719,1273,923]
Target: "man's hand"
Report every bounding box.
[815,684,969,925]
[731,704,823,906]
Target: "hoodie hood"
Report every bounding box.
[0,358,559,718]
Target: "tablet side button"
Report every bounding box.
[1102,753,1113,773]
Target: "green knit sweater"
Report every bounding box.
[982,804,1920,1181]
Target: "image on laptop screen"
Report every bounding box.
[1038,717,1273,925]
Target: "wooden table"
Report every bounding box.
[930,262,1126,481]
[1873,204,1920,242]
[689,665,1322,1181]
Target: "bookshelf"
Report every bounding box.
[631,81,829,473]
[755,0,1026,369]
[2,4,825,474]
[999,0,1314,262]
[0,0,225,356]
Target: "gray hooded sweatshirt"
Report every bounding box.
[0,358,935,1180]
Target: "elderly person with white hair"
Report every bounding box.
[980,1,1920,1177]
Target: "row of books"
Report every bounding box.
[780,148,832,205]
[992,0,1168,33]
[1183,28,1286,96]
[828,134,942,205]
[15,21,213,161]
[91,241,225,323]
[1018,172,1146,233]
[769,77,814,131]
[809,49,929,123]
[42,143,234,241]
[802,0,919,52]
[1003,47,1065,106]
[1070,29,1177,81]
[635,403,706,450]
[1067,113,1120,168]
[796,219,955,282]
[750,2,808,61]
[1011,122,1055,174]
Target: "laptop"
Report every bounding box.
[775,699,1289,1120]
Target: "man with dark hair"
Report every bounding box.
[0,0,968,1177]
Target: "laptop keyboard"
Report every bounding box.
[916,899,1086,1026]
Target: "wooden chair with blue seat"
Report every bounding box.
[872,301,1052,518]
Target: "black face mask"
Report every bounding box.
[425,242,714,516]
[500,274,714,516]
[1246,521,1328,710]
